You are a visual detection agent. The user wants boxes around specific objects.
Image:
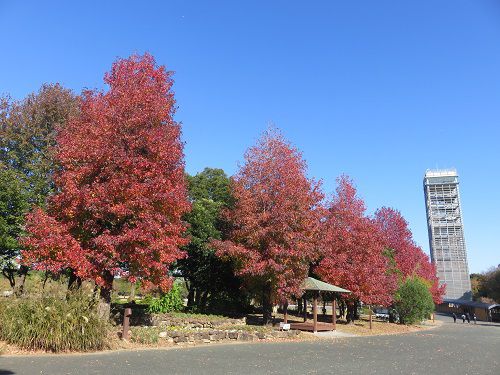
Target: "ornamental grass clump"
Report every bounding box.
[0,292,109,352]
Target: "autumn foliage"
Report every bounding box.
[316,176,396,319]
[374,207,445,303]
[213,128,324,322]
[11,53,445,322]
[22,54,190,296]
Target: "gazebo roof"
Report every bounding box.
[301,277,351,293]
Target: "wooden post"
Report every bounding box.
[369,308,373,330]
[122,307,132,340]
[313,293,318,333]
[432,313,435,323]
[303,295,307,322]
[332,298,337,330]
[284,301,288,324]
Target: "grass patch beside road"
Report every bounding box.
[336,318,441,336]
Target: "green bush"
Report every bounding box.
[0,292,109,352]
[146,284,184,314]
[394,276,435,325]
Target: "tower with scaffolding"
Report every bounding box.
[423,169,472,300]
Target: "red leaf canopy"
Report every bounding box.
[22,54,190,290]
[317,176,395,306]
[374,207,445,303]
[213,128,324,300]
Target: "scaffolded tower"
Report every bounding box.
[423,169,471,300]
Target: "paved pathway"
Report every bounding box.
[1,317,499,375]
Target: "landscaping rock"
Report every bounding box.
[256,332,266,340]
[237,332,254,341]
[168,330,182,338]
[173,335,187,343]
[158,331,168,338]
[228,331,238,340]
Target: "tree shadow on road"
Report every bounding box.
[0,370,15,374]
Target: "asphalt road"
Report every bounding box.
[1,317,499,375]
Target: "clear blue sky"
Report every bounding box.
[1,1,499,273]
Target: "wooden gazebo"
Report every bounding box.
[286,277,351,333]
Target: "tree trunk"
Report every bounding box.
[14,265,29,297]
[97,271,114,320]
[346,301,356,324]
[199,290,209,312]
[194,288,200,306]
[127,282,136,302]
[262,282,272,325]
[187,286,195,308]
[186,279,194,308]
[339,299,346,319]
[67,270,82,291]
[2,268,16,289]
[298,297,303,315]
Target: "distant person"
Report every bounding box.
[473,314,477,324]
[461,314,466,323]
[452,312,457,323]
[466,313,471,324]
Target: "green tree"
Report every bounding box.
[0,84,79,292]
[0,167,29,287]
[0,84,79,206]
[394,276,435,325]
[481,266,500,303]
[178,168,248,313]
[470,273,486,301]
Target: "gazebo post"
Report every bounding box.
[284,301,288,324]
[332,297,337,330]
[313,292,318,333]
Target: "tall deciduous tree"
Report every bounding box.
[22,54,190,316]
[0,84,79,206]
[0,85,79,292]
[178,168,248,313]
[213,128,324,324]
[374,207,445,303]
[317,176,395,322]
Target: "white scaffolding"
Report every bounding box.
[423,169,471,300]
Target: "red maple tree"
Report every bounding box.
[213,128,324,323]
[374,207,445,303]
[316,176,395,322]
[22,54,190,311]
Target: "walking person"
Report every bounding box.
[473,314,477,324]
[466,312,470,324]
[461,313,466,323]
[452,312,457,323]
